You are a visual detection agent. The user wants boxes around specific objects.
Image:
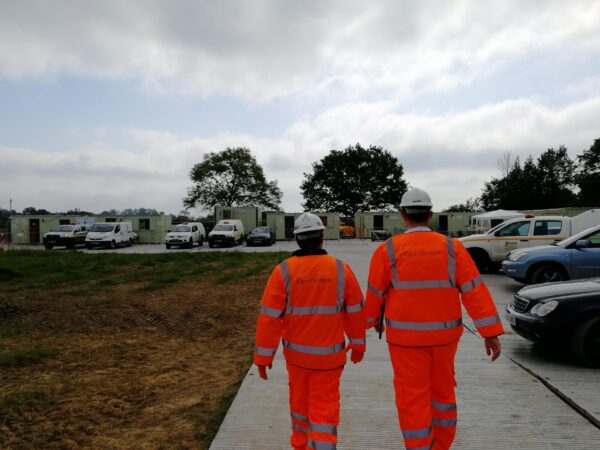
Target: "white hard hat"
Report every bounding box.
[293,212,325,235]
[400,188,433,209]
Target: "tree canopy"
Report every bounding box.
[576,138,600,206]
[300,144,407,216]
[480,147,578,210]
[184,147,282,210]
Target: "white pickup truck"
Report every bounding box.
[460,210,600,271]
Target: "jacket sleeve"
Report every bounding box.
[254,264,286,366]
[364,243,391,329]
[454,240,505,338]
[343,263,366,353]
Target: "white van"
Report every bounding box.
[165,222,206,249]
[85,222,134,249]
[208,219,244,248]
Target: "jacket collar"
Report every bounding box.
[293,248,328,257]
[405,226,431,233]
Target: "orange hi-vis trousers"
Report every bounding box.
[287,362,343,450]
[388,340,459,450]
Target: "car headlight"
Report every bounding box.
[508,251,528,261]
[530,300,559,317]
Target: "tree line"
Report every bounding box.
[184,138,600,215]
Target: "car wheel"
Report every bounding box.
[110,240,117,249]
[44,244,53,250]
[467,249,491,273]
[85,243,92,250]
[165,244,171,249]
[127,239,133,247]
[209,242,214,248]
[572,316,600,367]
[530,264,567,284]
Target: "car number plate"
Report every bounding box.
[508,313,516,326]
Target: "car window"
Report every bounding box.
[585,230,600,248]
[496,221,530,237]
[533,220,562,236]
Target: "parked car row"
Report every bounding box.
[43,222,136,249]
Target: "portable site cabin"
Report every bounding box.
[10,214,172,244]
[265,212,340,240]
[468,210,524,234]
[354,212,405,239]
[430,213,473,237]
[214,207,263,235]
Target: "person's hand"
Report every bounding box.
[350,349,364,364]
[374,318,385,334]
[257,363,272,380]
[485,337,501,361]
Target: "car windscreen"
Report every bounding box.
[90,224,115,232]
[213,224,233,231]
[558,226,600,247]
[52,225,75,232]
[251,227,270,234]
[173,225,191,232]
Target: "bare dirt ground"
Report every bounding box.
[0,274,268,449]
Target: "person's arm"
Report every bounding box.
[254,264,287,379]
[364,244,391,333]
[343,263,366,363]
[454,240,504,360]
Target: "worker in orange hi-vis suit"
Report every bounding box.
[254,212,366,450]
[365,188,504,450]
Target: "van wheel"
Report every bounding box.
[530,264,567,284]
[165,244,171,249]
[199,236,204,246]
[110,240,116,249]
[44,244,53,250]
[188,238,194,249]
[209,242,214,248]
[572,316,600,367]
[85,243,92,250]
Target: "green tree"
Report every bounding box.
[480,148,577,210]
[300,144,408,215]
[184,147,282,210]
[22,207,50,215]
[444,197,481,212]
[576,138,600,206]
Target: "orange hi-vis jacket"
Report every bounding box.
[254,249,366,370]
[365,228,504,347]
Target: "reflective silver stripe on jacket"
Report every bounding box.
[386,318,462,331]
[291,411,308,423]
[255,346,277,356]
[385,239,401,286]
[446,236,456,288]
[282,339,345,355]
[431,400,457,411]
[280,261,291,310]
[307,439,336,450]
[368,282,385,298]
[401,424,432,439]
[458,275,483,294]
[366,317,379,324]
[349,337,365,345]
[261,305,284,318]
[336,259,345,309]
[310,423,337,435]
[392,279,453,289]
[345,298,364,313]
[292,423,308,434]
[473,314,501,328]
[432,418,457,427]
[286,305,342,315]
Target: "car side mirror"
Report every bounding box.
[575,239,591,249]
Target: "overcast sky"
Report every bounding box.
[1,0,599,215]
